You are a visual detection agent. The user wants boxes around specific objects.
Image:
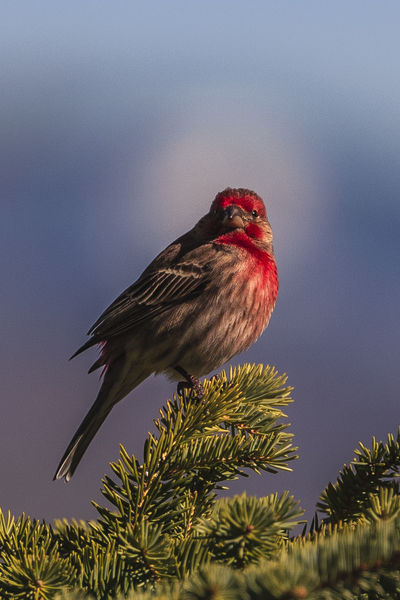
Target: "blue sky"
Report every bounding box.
[1,1,400,521]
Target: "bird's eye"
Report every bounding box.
[251,209,258,218]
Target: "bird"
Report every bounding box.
[54,187,279,481]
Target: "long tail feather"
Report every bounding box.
[54,355,143,481]
[53,400,112,482]
[69,337,99,361]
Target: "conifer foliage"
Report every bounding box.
[1,364,400,599]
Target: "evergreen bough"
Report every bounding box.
[1,363,399,599]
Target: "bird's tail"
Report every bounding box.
[54,355,145,482]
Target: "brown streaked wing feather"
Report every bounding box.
[88,261,211,339]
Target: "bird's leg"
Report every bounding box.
[175,365,204,400]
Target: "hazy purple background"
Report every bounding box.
[1,1,399,522]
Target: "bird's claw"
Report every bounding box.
[177,378,204,401]
[175,366,204,401]
[177,381,191,397]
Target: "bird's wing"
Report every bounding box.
[87,260,211,339]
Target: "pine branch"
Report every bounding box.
[318,428,400,523]
[85,364,296,587]
[2,364,400,600]
[195,491,303,568]
[117,515,400,600]
[93,364,295,536]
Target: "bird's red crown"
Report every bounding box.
[211,188,267,219]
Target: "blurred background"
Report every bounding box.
[1,1,399,522]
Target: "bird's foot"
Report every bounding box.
[177,378,204,400]
[175,366,204,401]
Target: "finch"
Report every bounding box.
[54,188,279,481]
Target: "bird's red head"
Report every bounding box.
[207,187,273,252]
[211,188,267,219]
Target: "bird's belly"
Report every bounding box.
[123,268,276,380]
[161,287,273,377]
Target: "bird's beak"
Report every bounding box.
[222,205,245,229]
